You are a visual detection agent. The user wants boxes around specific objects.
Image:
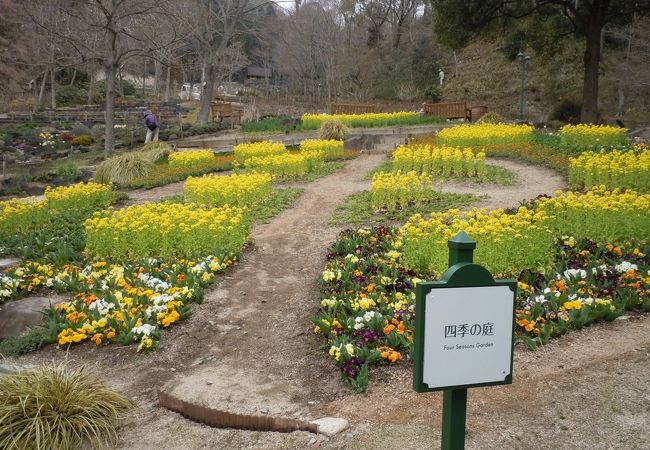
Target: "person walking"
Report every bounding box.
[144,109,160,143]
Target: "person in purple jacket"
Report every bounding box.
[143,110,160,143]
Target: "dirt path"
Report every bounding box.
[440,157,566,210]
[10,153,650,449]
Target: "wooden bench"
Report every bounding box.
[331,102,378,115]
[211,102,241,128]
[423,102,471,121]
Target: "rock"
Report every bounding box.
[260,407,269,415]
[0,257,20,270]
[0,296,63,339]
[615,315,631,321]
[308,437,317,445]
[206,380,213,386]
[311,417,349,437]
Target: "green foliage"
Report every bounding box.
[318,119,348,140]
[94,153,154,185]
[71,134,94,146]
[55,85,87,107]
[246,187,305,224]
[241,115,299,133]
[424,85,442,102]
[329,190,479,226]
[0,363,134,450]
[0,326,57,357]
[549,98,582,124]
[476,111,505,124]
[56,163,82,182]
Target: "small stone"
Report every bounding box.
[208,320,216,327]
[206,380,213,386]
[260,407,269,415]
[308,437,317,446]
[307,401,316,405]
[170,368,176,372]
[615,315,631,321]
[311,417,349,437]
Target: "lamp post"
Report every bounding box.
[517,52,531,121]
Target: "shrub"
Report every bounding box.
[0,363,134,450]
[318,119,348,141]
[71,134,94,146]
[56,162,82,182]
[424,85,442,102]
[94,153,154,185]
[548,98,582,124]
[55,85,87,107]
[475,111,505,124]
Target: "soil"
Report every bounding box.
[7,152,650,450]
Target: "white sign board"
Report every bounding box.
[422,285,513,389]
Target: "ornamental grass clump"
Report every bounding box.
[392,144,486,178]
[243,151,324,178]
[140,141,172,163]
[371,171,436,210]
[317,120,348,141]
[436,123,534,148]
[94,152,154,185]
[84,202,249,260]
[233,141,287,164]
[536,187,650,243]
[184,172,273,207]
[559,123,627,149]
[168,149,215,168]
[301,138,345,159]
[401,207,554,277]
[0,363,134,450]
[568,147,650,191]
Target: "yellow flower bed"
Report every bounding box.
[436,123,534,147]
[560,124,627,147]
[243,151,324,178]
[371,171,435,210]
[85,202,249,260]
[568,148,650,191]
[44,182,114,209]
[168,149,215,168]
[184,172,273,207]
[0,198,48,235]
[537,187,650,242]
[401,207,554,276]
[302,112,420,129]
[392,144,486,178]
[300,139,344,159]
[233,141,287,164]
[1,182,115,236]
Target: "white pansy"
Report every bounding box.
[88,299,115,315]
[563,268,586,279]
[614,261,638,273]
[132,323,157,337]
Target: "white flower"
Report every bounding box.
[344,254,359,264]
[563,268,586,280]
[345,343,355,355]
[614,261,638,273]
[88,299,115,315]
[132,324,157,337]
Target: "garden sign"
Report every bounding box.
[413,231,516,450]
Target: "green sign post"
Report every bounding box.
[413,231,516,450]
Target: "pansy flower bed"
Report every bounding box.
[315,185,650,391]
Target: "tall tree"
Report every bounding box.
[26,0,180,156]
[431,0,650,123]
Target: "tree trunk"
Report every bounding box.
[38,70,48,109]
[154,59,161,99]
[87,68,95,105]
[197,64,215,123]
[164,63,171,102]
[70,69,77,86]
[580,0,607,123]
[50,67,56,109]
[104,63,117,157]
